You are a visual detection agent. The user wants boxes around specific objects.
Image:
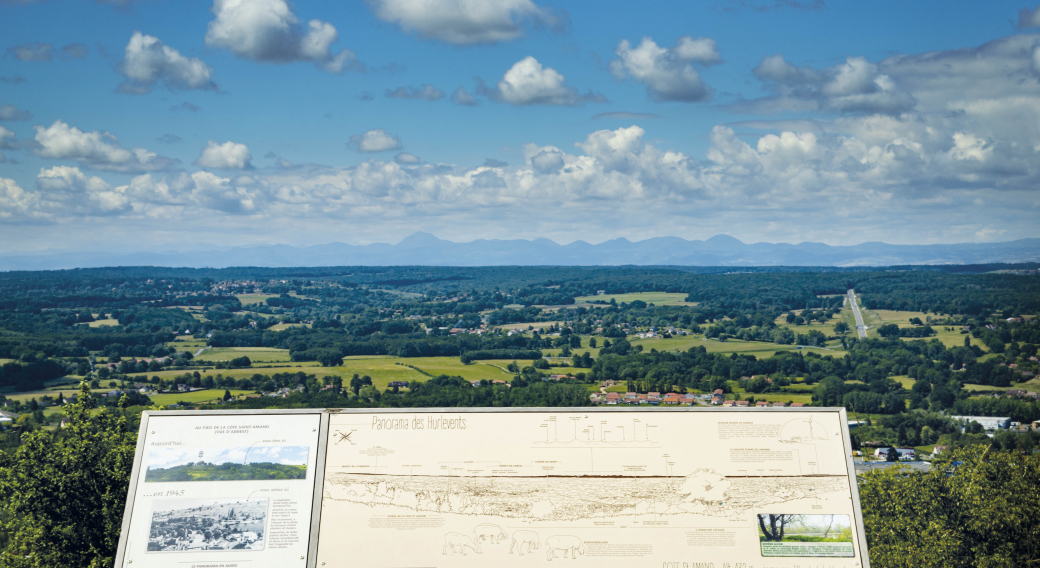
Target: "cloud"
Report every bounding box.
[483,158,507,167]
[188,170,258,213]
[0,126,14,162]
[0,104,32,121]
[36,165,130,215]
[385,84,444,100]
[33,120,177,172]
[610,36,719,103]
[0,75,26,84]
[732,54,915,114]
[349,129,401,153]
[394,152,420,164]
[195,140,253,169]
[60,43,89,59]
[1019,6,1040,28]
[119,32,217,94]
[205,0,362,74]
[451,86,477,106]
[359,91,374,101]
[170,102,202,112]
[157,134,183,144]
[481,56,606,106]
[0,178,37,220]
[592,111,662,120]
[529,147,565,174]
[3,36,1039,247]
[366,0,564,45]
[6,42,53,62]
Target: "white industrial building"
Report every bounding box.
[952,415,1011,430]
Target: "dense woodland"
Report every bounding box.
[0,264,1039,566]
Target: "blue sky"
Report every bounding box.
[1,0,1038,253]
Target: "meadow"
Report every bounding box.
[149,389,255,406]
[192,347,294,363]
[574,292,696,306]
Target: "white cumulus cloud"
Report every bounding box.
[33,120,177,172]
[205,0,361,73]
[610,36,719,102]
[394,152,420,164]
[482,56,606,106]
[349,129,401,153]
[119,32,217,94]
[366,0,563,45]
[36,165,130,215]
[195,140,253,169]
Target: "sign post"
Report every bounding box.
[115,407,870,568]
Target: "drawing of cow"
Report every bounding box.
[473,523,508,544]
[545,536,586,560]
[442,533,482,555]
[510,530,540,556]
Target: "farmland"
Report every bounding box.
[574,292,696,306]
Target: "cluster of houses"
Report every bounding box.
[632,326,690,339]
[1001,389,1040,399]
[588,388,802,407]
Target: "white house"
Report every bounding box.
[874,447,916,460]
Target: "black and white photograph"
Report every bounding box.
[147,498,268,552]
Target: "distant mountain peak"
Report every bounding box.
[397,232,449,248]
[706,234,744,245]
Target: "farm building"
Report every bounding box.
[952,416,1011,430]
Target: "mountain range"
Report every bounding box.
[1,233,1038,270]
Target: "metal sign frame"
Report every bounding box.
[114,406,870,568]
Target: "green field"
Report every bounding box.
[193,347,293,363]
[167,336,208,351]
[234,293,280,306]
[145,463,306,482]
[148,389,255,406]
[574,292,696,306]
[124,356,526,391]
[630,335,841,356]
[495,320,565,331]
[269,322,310,331]
[856,307,969,347]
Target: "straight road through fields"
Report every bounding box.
[848,289,867,339]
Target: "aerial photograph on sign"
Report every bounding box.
[147,498,268,552]
[145,446,309,482]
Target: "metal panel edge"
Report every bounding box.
[113,410,153,568]
[306,412,331,567]
[839,407,871,568]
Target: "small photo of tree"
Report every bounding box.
[757,514,853,543]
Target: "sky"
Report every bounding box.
[146,445,309,469]
[1,0,1039,254]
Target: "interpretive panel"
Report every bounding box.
[116,412,322,568]
[316,409,868,568]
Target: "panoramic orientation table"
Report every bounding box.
[115,407,870,568]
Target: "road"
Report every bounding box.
[848,289,867,339]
